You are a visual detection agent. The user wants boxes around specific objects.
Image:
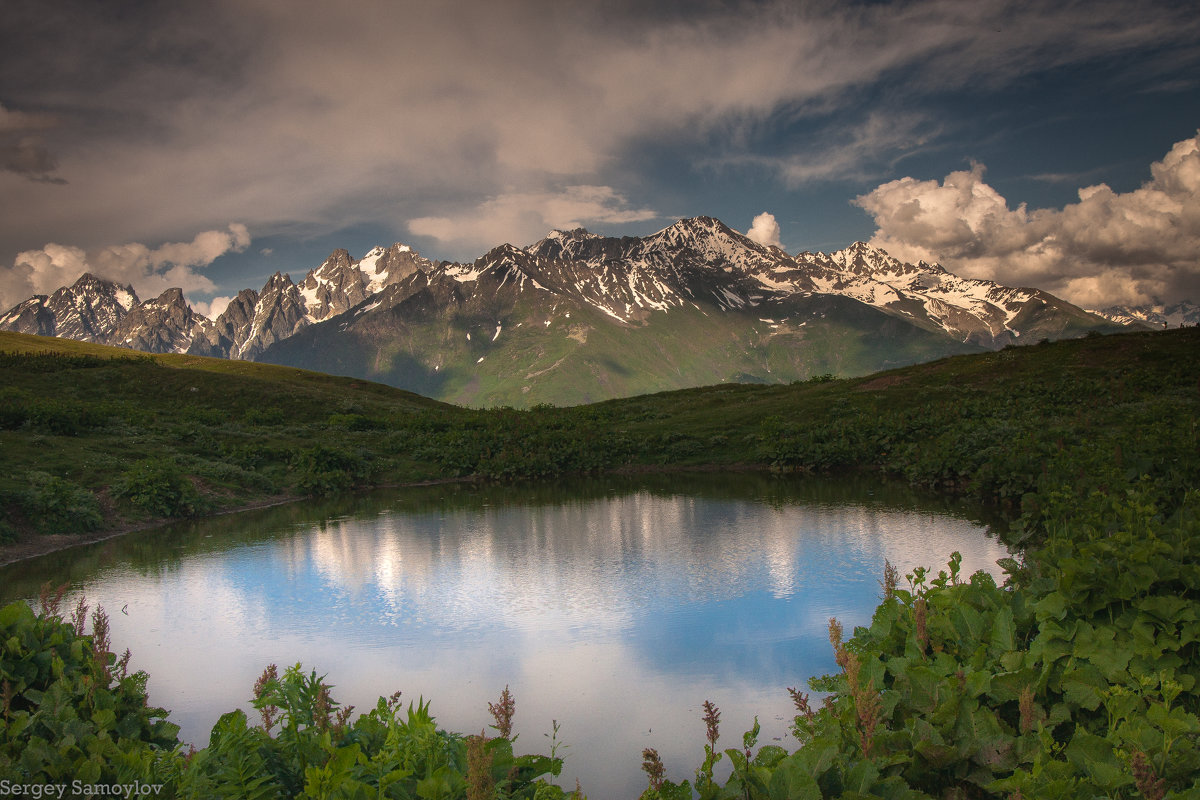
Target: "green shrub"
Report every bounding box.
[641,491,1200,800]
[111,459,206,518]
[327,412,382,431]
[290,445,372,496]
[0,595,179,784]
[244,407,286,426]
[1,597,574,798]
[24,399,102,435]
[22,471,104,533]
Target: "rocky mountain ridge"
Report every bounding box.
[1087,301,1199,329]
[1,216,1132,405]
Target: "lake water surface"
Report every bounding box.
[0,474,1010,799]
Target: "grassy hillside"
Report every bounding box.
[259,292,984,407]
[0,331,468,544]
[2,327,1199,797]
[3,326,1197,549]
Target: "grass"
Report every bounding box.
[2,326,1199,797]
[3,327,1198,547]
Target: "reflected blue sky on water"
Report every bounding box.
[4,483,1008,800]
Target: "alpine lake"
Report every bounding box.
[0,473,1012,799]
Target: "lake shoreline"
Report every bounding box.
[0,464,776,568]
[0,475,481,568]
[0,476,1010,800]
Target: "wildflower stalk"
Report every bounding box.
[253,664,280,732]
[914,595,928,655]
[489,684,516,739]
[641,747,665,792]
[37,582,68,619]
[1131,750,1166,800]
[880,560,898,600]
[788,687,817,744]
[698,700,722,787]
[829,617,884,758]
[89,606,112,684]
[466,730,494,800]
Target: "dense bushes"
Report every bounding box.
[22,472,104,533]
[0,394,104,435]
[634,485,1200,799]
[1,596,577,799]
[111,459,207,518]
[290,445,374,496]
[0,589,178,785]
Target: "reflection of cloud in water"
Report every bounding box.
[288,496,1008,640]
[16,486,1007,800]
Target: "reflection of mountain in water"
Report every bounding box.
[273,481,1010,642]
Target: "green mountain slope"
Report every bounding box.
[261,291,984,407]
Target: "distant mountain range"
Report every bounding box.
[2,216,1168,406]
[1086,302,1200,329]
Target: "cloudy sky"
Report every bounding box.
[1,0,1198,316]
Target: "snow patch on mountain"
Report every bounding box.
[2,218,1134,363]
[1088,301,1200,329]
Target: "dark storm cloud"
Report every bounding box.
[0,105,64,182]
[0,0,1197,309]
[0,134,63,182]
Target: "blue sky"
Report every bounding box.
[1,0,1198,315]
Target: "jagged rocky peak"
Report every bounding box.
[538,228,602,251]
[549,227,598,241]
[145,287,188,308]
[476,242,539,273]
[323,248,354,269]
[0,271,141,343]
[650,216,739,246]
[0,296,55,336]
[110,287,205,354]
[299,250,371,323]
[188,287,260,358]
[526,227,638,265]
[46,273,140,341]
[58,272,138,306]
[248,271,292,306]
[311,244,428,284]
[829,241,938,277]
[365,243,431,286]
[646,216,774,262]
[234,273,309,360]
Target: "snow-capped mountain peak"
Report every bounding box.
[1,216,1137,368]
[828,241,940,278]
[1088,301,1200,329]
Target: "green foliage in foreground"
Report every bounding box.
[0,593,179,785]
[1,596,573,799]
[640,485,1200,799]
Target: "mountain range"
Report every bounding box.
[1,216,1163,406]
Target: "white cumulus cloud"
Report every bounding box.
[855,132,1200,308]
[192,295,233,320]
[746,212,782,248]
[408,186,660,256]
[1,223,251,312]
